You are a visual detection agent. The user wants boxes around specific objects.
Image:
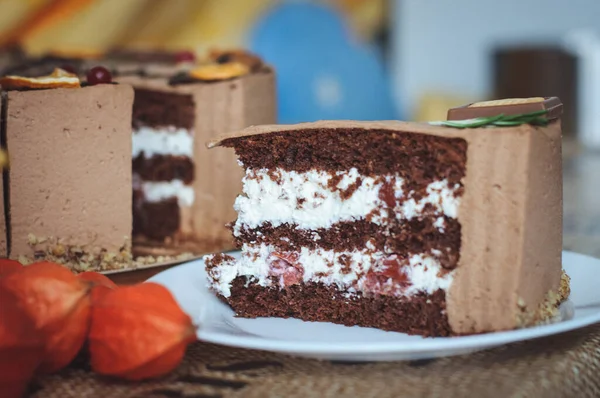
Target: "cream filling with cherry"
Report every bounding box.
[206,243,454,298]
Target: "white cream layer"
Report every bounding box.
[132,126,193,158]
[141,180,194,207]
[233,168,460,235]
[206,243,454,298]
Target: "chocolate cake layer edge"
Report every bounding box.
[133,154,194,184]
[227,129,467,190]
[133,196,181,240]
[223,276,452,337]
[132,88,195,129]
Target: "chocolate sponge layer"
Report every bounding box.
[133,154,194,184]
[234,217,461,270]
[133,195,180,240]
[223,276,452,337]
[224,128,467,194]
[132,89,195,129]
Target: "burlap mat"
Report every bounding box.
[29,323,600,398]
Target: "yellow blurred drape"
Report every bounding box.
[0,0,385,56]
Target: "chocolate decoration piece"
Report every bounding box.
[168,72,198,86]
[447,97,563,121]
[212,50,264,72]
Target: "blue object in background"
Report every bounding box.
[249,2,399,124]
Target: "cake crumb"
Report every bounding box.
[133,252,194,267]
[516,270,571,327]
[52,244,66,257]
[21,233,134,272]
[27,233,37,245]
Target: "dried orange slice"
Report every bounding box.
[208,49,263,71]
[189,62,250,81]
[0,68,80,90]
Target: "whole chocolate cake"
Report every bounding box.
[204,98,570,337]
[0,49,277,272]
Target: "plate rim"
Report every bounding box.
[151,250,600,355]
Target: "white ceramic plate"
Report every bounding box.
[149,250,600,361]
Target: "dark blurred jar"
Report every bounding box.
[493,46,577,136]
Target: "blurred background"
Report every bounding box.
[0,0,598,137]
[1,0,599,253]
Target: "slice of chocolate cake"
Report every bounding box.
[204,98,570,337]
[0,68,134,271]
[119,50,276,257]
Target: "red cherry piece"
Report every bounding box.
[86,66,112,85]
[363,255,410,295]
[378,179,397,208]
[60,64,77,74]
[268,252,304,286]
[175,51,195,63]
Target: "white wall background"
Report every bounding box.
[392,0,600,118]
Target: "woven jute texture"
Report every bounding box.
[29,323,600,398]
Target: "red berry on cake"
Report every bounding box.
[87,66,112,85]
[175,50,196,63]
[268,252,304,286]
